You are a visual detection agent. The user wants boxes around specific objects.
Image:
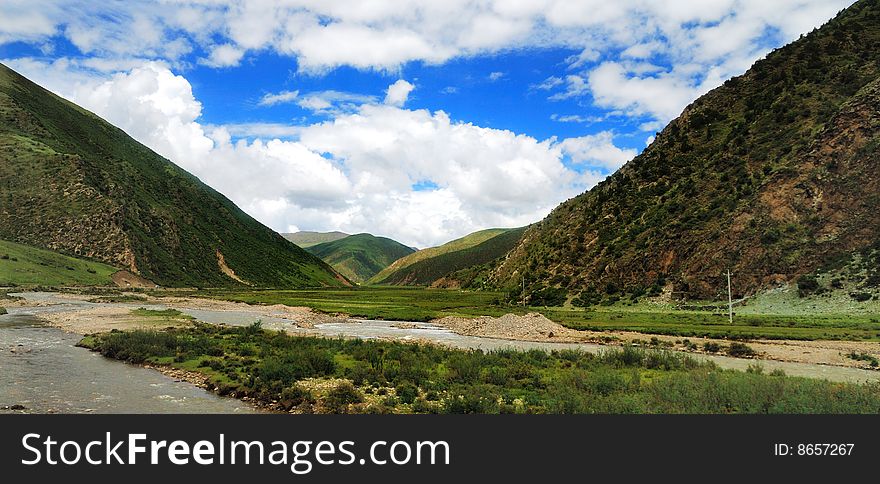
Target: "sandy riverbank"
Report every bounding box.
[14,292,349,334]
[11,291,880,371]
[432,312,880,370]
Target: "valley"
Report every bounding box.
[3,289,880,414]
[2,1,880,414]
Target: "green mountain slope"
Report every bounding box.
[0,63,345,288]
[305,233,415,284]
[488,0,880,301]
[369,228,510,284]
[370,227,526,286]
[284,231,350,248]
[0,239,117,286]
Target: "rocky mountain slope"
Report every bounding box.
[487,0,880,301]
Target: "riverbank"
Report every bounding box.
[79,323,880,414]
[432,312,880,370]
[0,310,259,414]
[10,291,880,375]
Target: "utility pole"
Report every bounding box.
[522,275,526,307]
[726,269,733,324]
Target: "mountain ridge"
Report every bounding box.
[485,0,880,300]
[304,233,415,284]
[0,63,346,288]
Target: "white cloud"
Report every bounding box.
[587,61,714,125]
[559,131,637,171]
[551,114,592,124]
[488,71,505,82]
[202,43,245,68]
[548,74,589,101]
[258,90,300,107]
[383,79,415,107]
[534,76,564,91]
[296,90,377,115]
[0,1,851,75]
[6,59,613,248]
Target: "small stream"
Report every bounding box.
[2,292,878,414]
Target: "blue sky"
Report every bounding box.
[0,0,855,247]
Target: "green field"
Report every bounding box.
[192,287,511,321]
[79,323,880,414]
[183,286,880,341]
[0,239,118,286]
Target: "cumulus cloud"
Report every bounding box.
[383,80,415,107]
[7,59,611,248]
[559,132,637,171]
[0,1,852,75]
[202,43,245,67]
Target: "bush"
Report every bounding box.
[279,386,314,410]
[703,342,721,353]
[395,381,419,404]
[727,342,757,358]
[850,292,872,302]
[323,382,363,413]
[797,275,820,297]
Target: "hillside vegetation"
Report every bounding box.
[0,63,344,288]
[370,228,525,286]
[0,239,118,286]
[489,0,880,302]
[284,231,350,248]
[304,233,415,284]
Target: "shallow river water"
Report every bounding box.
[2,292,878,413]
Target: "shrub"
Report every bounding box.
[323,382,363,413]
[727,342,757,358]
[279,386,313,410]
[850,292,872,302]
[395,381,419,404]
[703,342,721,353]
[797,275,820,297]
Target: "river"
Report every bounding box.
[2,292,878,413]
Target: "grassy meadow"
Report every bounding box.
[183,286,880,341]
[0,239,117,286]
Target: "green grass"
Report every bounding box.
[305,233,415,284]
[372,227,527,286]
[80,323,880,414]
[369,228,516,284]
[193,287,511,321]
[185,286,880,341]
[0,239,117,286]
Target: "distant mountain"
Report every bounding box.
[284,231,350,248]
[304,233,415,284]
[485,0,880,301]
[0,63,347,288]
[369,227,526,286]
